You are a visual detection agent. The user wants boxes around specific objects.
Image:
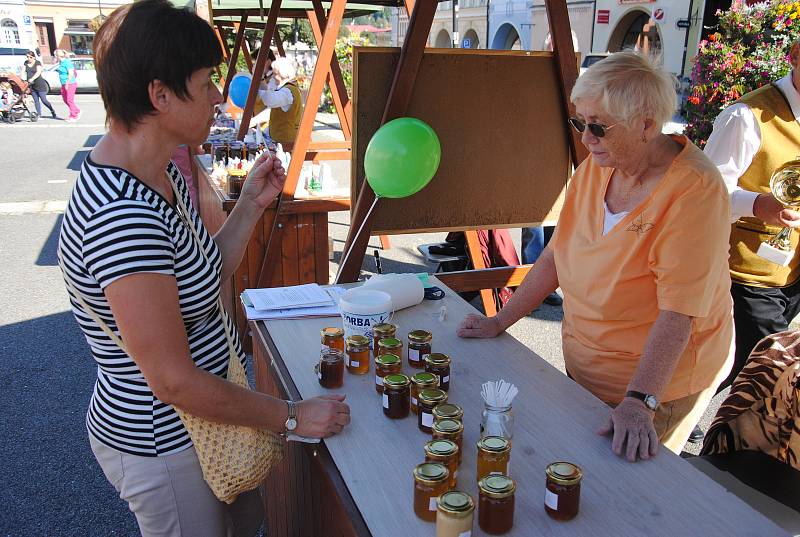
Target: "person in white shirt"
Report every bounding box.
[704,40,800,396]
[249,57,303,144]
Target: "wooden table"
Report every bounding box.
[250,279,787,536]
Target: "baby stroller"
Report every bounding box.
[0,73,38,123]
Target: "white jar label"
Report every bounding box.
[442,375,450,383]
[382,393,389,409]
[428,497,438,511]
[317,369,322,380]
[422,412,434,427]
[459,532,472,537]
[345,356,351,367]
[411,396,418,406]
[375,375,383,386]
[351,361,359,367]
[545,489,559,510]
[409,348,421,363]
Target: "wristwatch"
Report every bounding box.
[625,390,658,411]
[285,400,298,432]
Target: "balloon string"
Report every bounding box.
[334,195,381,284]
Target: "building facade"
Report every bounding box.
[1,0,35,49]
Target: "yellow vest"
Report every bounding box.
[268,81,303,144]
[729,84,800,287]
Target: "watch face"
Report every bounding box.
[644,395,658,411]
[286,417,298,431]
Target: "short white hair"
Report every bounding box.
[271,57,296,81]
[571,51,676,128]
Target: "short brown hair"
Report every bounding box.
[93,0,222,130]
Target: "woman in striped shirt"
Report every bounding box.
[57,1,350,535]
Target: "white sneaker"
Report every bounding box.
[75,111,82,121]
[65,117,76,123]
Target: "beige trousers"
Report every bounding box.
[89,436,263,537]
[652,385,717,454]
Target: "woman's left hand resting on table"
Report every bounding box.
[597,398,659,462]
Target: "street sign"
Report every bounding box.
[653,8,666,22]
[462,37,471,48]
[677,18,691,29]
[22,15,32,25]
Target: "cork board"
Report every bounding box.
[352,48,572,235]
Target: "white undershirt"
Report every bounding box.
[703,74,800,222]
[603,202,629,235]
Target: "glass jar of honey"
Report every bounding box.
[345,335,370,375]
[478,474,515,534]
[314,349,344,389]
[545,462,582,521]
[433,403,463,424]
[377,337,403,363]
[432,419,464,464]
[424,353,452,391]
[374,353,402,394]
[227,169,247,198]
[436,491,474,537]
[413,462,450,523]
[410,372,440,415]
[382,373,410,419]
[418,388,448,433]
[372,323,396,357]
[407,329,433,368]
[424,439,460,489]
[321,327,345,353]
[476,436,511,482]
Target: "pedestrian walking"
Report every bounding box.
[24,50,57,119]
[54,49,81,122]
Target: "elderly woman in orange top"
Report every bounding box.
[458,51,734,461]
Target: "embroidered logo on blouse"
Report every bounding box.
[627,214,655,235]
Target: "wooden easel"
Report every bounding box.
[338,0,588,316]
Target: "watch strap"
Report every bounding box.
[287,400,297,420]
[625,390,657,410]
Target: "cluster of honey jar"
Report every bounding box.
[316,324,582,533]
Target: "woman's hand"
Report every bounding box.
[457,313,504,339]
[295,394,351,438]
[597,398,659,462]
[240,151,286,209]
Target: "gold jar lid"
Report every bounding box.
[433,403,463,421]
[411,372,439,387]
[478,474,516,499]
[321,327,344,338]
[373,323,396,337]
[345,335,370,349]
[437,491,474,517]
[378,337,402,348]
[433,419,464,435]
[383,373,410,389]
[228,169,247,177]
[424,439,459,457]
[424,352,451,366]
[477,436,510,454]
[413,462,449,485]
[418,388,447,406]
[375,354,401,367]
[546,462,583,485]
[408,329,433,343]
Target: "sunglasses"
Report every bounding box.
[568,117,620,138]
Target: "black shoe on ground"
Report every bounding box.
[543,292,563,306]
[687,425,705,444]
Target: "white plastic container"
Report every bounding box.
[338,288,392,347]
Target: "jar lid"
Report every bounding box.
[378,337,402,348]
[418,388,447,405]
[425,439,458,457]
[408,329,433,343]
[345,335,370,347]
[546,462,583,485]
[321,327,344,338]
[477,436,510,453]
[433,419,463,435]
[478,474,516,498]
[433,404,463,420]
[373,323,396,336]
[375,354,401,367]
[413,462,449,484]
[383,373,410,388]
[424,352,451,366]
[411,372,439,387]
[437,491,474,517]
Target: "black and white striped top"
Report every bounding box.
[58,157,244,457]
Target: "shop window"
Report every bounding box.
[69,34,94,55]
[1,19,20,45]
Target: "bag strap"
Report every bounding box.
[58,169,240,375]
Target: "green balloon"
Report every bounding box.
[364,117,441,199]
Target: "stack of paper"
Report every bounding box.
[241,284,345,320]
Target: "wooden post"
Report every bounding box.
[237,3,283,140]
[255,0,348,288]
[215,25,231,62]
[336,0,437,283]
[223,13,249,101]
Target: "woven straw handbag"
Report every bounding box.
[59,172,285,504]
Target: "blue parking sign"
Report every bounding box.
[462,37,471,48]
[23,15,32,25]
